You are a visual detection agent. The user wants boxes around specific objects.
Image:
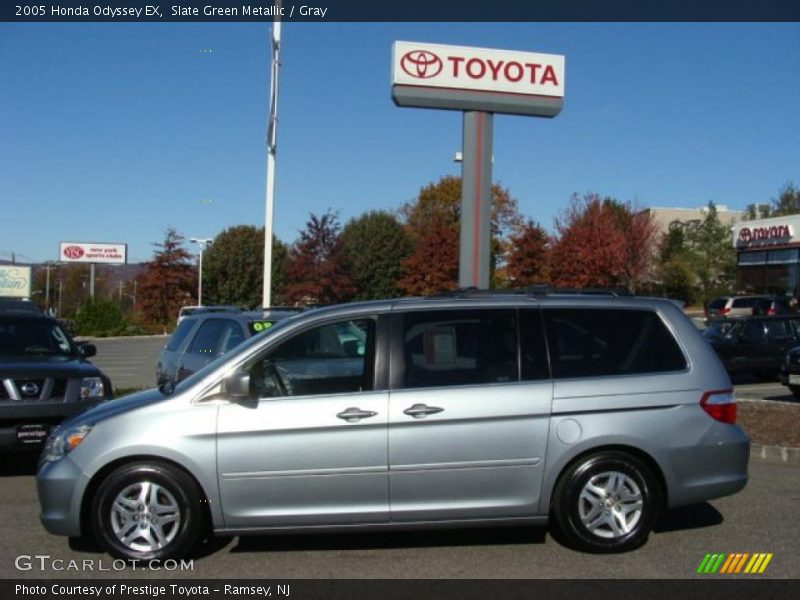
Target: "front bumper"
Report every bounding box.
[0,400,102,450]
[37,455,86,537]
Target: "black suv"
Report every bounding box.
[0,314,112,450]
[704,314,800,378]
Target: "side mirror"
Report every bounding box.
[221,370,251,399]
[79,343,97,358]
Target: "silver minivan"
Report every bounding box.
[37,292,749,559]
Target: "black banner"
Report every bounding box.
[3,0,800,22]
[4,579,800,600]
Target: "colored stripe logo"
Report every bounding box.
[696,553,773,574]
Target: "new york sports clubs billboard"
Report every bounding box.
[59,242,127,264]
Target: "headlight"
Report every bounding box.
[80,377,105,399]
[41,424,93,463]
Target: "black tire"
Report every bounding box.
[91,462,204,561]
[552,451,661,553]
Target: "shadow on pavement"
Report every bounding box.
[654,502,723,533]
[231,526,547,554]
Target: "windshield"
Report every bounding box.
[161,312,302,395]
[0,319,76,357]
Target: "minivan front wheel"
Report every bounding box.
[91,462,203,561]
[552,451,661,553]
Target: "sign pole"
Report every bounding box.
[459,111,494,289]
[90,263,95,300]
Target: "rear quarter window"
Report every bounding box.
[543,308,687,379]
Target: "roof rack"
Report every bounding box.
[426,286,633,299]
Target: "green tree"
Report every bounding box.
[770,182,800,216]
[138,228,196,329]
[74,298,128,337]
[341,211,411,300]
[682,203,737,302]
[203,226,288,308]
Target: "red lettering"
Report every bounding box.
[486,59,503,80]
[504,61,523,82]
[525,63,541,83]
[447,56,464,77]
[466,58,485,79]
[541,65,559,86]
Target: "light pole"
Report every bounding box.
[189,238,212,306]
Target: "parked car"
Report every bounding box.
[0,314,112,451]
[0,298,43,315]
[157,308,300,387]
[705,295,792,321]
[704,314,800,378]
[778,346,800,399]
[38,291,748,560]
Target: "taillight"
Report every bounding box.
[767,307,777,315]
[700,389,736,424]
[720,307,731,315]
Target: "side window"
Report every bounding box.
[520,309,549,381]
[543,309,687,379]
[218,320,246,354]
[400,310,518,389]
[187,319,226,356]
[250,318,375,398]
[742,320,766,343]
[165,319,196,351]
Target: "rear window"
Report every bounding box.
[543,308,687,379]
[708,298,728,310]
[732,297,756,308]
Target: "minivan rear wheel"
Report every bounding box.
[552,451,661,553]
[91,462,203,561]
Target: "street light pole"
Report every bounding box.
[189,238,213,307]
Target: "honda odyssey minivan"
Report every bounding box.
[37,290,749,559]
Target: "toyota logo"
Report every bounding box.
[63,245,84,259]
[738,228,752,244]
[20,382,40,397]
[400,50,443,79]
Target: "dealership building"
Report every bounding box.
[731,214,800,298]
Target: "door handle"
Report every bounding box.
[337,407,378,423]
[403,403,444,419]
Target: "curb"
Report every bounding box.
[750,443,800,463]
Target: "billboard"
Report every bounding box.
[392,41,565,117]
[59,242,127,264]
[0,265,32,298]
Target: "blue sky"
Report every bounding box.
[1,22,798,264]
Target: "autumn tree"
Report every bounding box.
[341,211,411,300]
[203,225,288,308]
[398,214,459,296]
[283,211,355,305]
[138,228,196,329]
[549,194,656,291]
[504,219,551,287]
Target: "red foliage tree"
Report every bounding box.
[550,194,656,291]
[397,215,459,296]
[137,228,196,329]
[283,211,355,305]
[505,219,551,287]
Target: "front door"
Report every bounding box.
[217,316,389,528]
